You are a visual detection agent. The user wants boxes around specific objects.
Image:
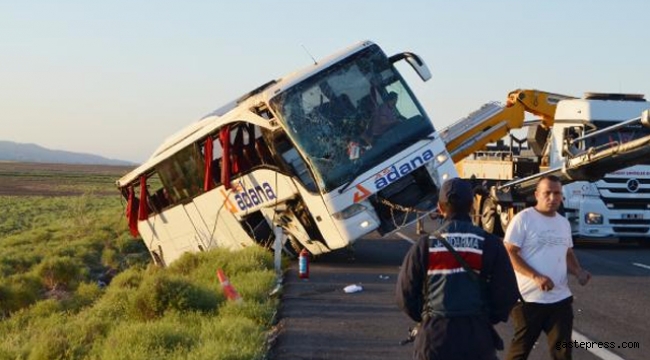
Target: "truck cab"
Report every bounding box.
[549,93,650,242]
[444,90,650,243]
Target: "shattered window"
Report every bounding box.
[270,44,435,191]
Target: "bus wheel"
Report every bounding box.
[481,197,503,235]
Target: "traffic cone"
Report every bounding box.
[217,268,242,303]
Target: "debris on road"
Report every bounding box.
[343,284,363,293]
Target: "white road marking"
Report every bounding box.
[395,231,415,244]
[572,330,626,360]
[632,262,650,270]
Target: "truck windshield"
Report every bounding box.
[588,121,650,148]
[269,45,434,191]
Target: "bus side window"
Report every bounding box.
[150,188,169,211]
[274,133,317,192]
[146,172,170,212]
[155,145,203,205]
[211,158,222,184]
[210,136,223,186]
[230,125,248,175]
[229,123,267,177]
[242,124,261,168]
[256,137,274,165]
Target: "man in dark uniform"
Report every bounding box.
[396,178,519,360]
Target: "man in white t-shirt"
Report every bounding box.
[504,175,591,360]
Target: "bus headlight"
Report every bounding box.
[435,152,448,165]
[425,151,451,187]
[584,212,603,225]
[333,204,367,220]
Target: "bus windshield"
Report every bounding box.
[270,45,434,191]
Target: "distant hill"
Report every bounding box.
[0,140,136,166]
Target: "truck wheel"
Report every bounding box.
[481,197,504,235]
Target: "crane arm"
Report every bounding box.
[440,89,576,163]
[506,88,576,128]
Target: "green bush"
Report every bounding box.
[219,246,275,275]
[19,312,110,360]
[101,247,121,269]
[95,319,197,360]
[35,256,83,290]
[25,319,71,360]
[86,287,132,322]
[187,315,267,360]
[123,252,151,268]
[218,299,278,327]
[229,270,276,303]
[168,251,203,275]
[128,273,220,321]
[0,274,42,316]
[25,298,62,318]
[31,228,54,242]
[0,249,42,277]
[0,283,9,317]
[64,281,103,311]
[109,267,143,289]
[115,233,148,254]
[0,348,16,360]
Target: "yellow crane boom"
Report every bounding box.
[440,89,576,163]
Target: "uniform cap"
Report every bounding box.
[439,178,473,205]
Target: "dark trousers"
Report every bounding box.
[506,296,573,360]
[414,316,499,360]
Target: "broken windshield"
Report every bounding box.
[269,45,435,192]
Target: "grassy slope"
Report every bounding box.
[0,164,279,360]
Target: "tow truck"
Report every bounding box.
[440,89,650,243]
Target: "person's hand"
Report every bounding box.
[577,268,591,286]
[533,274,555,291]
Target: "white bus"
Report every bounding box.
[117,41,457,265]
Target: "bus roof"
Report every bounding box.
[116,40,376,188]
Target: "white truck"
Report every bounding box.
[556,94,650,243]
[442,90,650,244]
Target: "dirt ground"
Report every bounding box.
[0,162,134,196]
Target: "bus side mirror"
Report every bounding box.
[642,110,650,128]
[389,52,432,82]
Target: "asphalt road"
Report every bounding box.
[269,221,650,360]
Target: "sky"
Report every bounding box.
[2,0,649,163]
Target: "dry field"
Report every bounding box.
[0,161,134,196]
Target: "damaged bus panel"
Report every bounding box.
[116,41,457,265]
